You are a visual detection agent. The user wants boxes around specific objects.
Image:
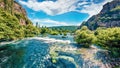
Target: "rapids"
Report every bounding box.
[0,35,113,68]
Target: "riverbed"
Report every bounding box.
[0,35,118,68]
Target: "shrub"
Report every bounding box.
[0,7,40,41]
[95,27,120,48]
[75,26,96,48]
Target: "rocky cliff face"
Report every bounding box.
[0,0,31,25]
[14,1,28,25]
[100,0,120,14]
[14,1,26,16]
[80,0,120,30]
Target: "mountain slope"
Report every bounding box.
[80,0,120,30]
[0,0,32,25]
[0,0,39,42]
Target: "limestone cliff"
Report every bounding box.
[80,0,120,30]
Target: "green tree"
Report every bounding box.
[95,27,120,48]
[0,7,40,41]
[24,25,40,37]
[75,26,96,48]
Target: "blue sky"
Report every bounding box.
[16,0,113,27]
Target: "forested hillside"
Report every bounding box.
[0,0,40,42]
[49,26,77,32]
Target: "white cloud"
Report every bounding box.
[19,0,113,17]
[32,19,74,27]
[19,0,78,16]
[78,0,113,18]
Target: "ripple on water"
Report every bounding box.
[0,37,112,68]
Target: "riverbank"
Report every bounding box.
[0,36,119,68]
[0,40,18,46]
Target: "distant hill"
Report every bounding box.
[80,0,120,30]
[49,26,78,32]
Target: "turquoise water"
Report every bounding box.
[0,35,108,68]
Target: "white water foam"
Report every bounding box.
[31,37,71,44]
[0,37,71,46]
[0,40,16,45]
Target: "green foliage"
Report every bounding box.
[24,25,40,37]
[0,9,21,41]
[80,4,120,30]
[40,27,49,34]
[14,13,32,25]
[76,26,120,48]
[14,13,24,19]
[95,27,120,48]
[63,32,67,36]
[3,0,14,14]
[111,6,120,12]
[109,48,120,58]
[75,26,120,57]
[50,52,58,63]
[75,26,96,48]
[0,7,40,42]
[49,26,77,33]
[49,45,58,64]
[0,23,14,41]
[0,1,40,41]
[40,26,71,35]
[50,31,59,35]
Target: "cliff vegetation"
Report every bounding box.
[0,0,40,42]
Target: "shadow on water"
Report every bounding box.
[95,50,120,68]
[0,43,25,68]
[0,36,117,68]
[0,39,51,68]
[70,43,83,48]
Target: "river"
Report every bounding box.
[0,35,114,68]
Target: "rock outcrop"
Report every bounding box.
[14,1,26,16]
[0,0,31,25]
[80,0,120,30]
[100,0,120,14]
